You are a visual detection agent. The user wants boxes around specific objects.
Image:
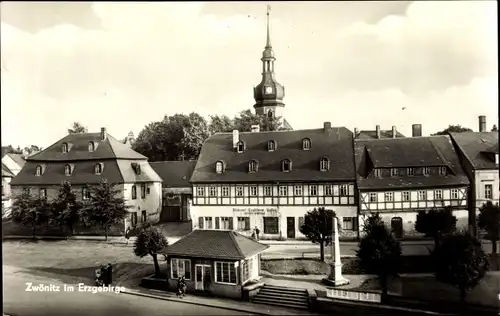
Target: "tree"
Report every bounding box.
[299,207,336,261]
[134,224,169,277]
[492,125,498,132]
[432,125,473,136]
[10,191,51,239]
[432,231,489,304]
[209,114,235,134]
[79,180,130,241]
[477,201,500,255]
[68,121,88,134]
[133,113,210,162]
[415,207,457,248]
[50,181,82,238]
[357,213,402,299]
[233,109,287,132]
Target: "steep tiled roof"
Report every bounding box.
[355,130,406,140]
[163,230,269,260]
[450,132,499,170]
[2,163,14,178]
[150,161,196,188]
[28,132,146,161]
[354,135,469,190]
[191,126,355,183]
[6,153,26,168]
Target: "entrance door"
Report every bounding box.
[287,217,295,239]
[391,217,403,239]
[195,264,211,291]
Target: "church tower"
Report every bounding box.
[253,6,287,122]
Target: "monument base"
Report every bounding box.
[321,262,350,287]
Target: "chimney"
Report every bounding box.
[479,115,486,132]
[100,127,106,140]
[376,125,381,139]
[412,124,422,137]
[324,122,332,132]
[354,128,358,137]
[392,126,397,138]
[251,125,260,133]
[232,130,239,148]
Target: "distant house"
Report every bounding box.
[162,230,269,299]
[150,160,196,223]
[354,125,406,140]
[2,153,26,176]
[450,116,499,235]
[9,127,163,233]
[2,163,15,217]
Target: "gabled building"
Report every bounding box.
[2,153,26,176]
[450,116,499,235]
[150,160,197,223]
[190,122,358,240]
[10,127,163,231]
[2,163,15,216]
[354,133,470,238]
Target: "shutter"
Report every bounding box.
[228,217,233,230]
[353,217,359,231]
[245,217,250,230]
[199,217,204,229]
[215,217,220,229]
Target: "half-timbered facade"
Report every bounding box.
[354,135,470,238]
[190,122,358,240]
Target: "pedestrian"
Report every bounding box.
[254,226,260,241]
[125,227,131,245]
[94,267,102,286]
[251,231,256,240]
[106,263,113,285]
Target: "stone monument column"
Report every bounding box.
[322,216,349,286]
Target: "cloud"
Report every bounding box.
[1,2,497,148]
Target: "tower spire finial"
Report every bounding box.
[266,4,272,48]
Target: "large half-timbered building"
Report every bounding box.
[354,133,470,238]
[190,122,358,239]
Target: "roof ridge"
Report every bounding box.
[228,230,245,259]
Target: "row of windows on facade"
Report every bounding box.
[34,163,142,176]
[367,189,462,203]
[216,157,330,174]
[196,183,351,197]
[198,216,359,232]
[171,258,245,285]
[373,166,448,178]
[235,138,313,154]
[61,141,98,153]
[24,183,150,200]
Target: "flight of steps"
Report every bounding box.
[252,284,310,310]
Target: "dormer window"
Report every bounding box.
[302,138,311,150]
[407,168,415,176]
[64,164,72,176]
[391,168,398,176]
[88,141,95,152]
[268,110,274,118]
[94,163,103,175]
[236,141,245,153]
[62,143,68,153]
[373,169,381,178]
[282,159,292,172]
[249,160,259,173]
[439,166,447,176]
[268,140,276,152]
[35,165,43,176]
[215,161,224,174]
[320,158,330,171]
[423,167,430,176]
[135,165,141,175]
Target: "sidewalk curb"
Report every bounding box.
[121,288,271,315]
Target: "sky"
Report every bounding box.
[1,1,498,148]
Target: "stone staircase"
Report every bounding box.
[252,284,310,310]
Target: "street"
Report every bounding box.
[260,240,496,259]
[3,265,255,316]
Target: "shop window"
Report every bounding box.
[237,217,250,231]
[171,258,191,279]
[263,217,279,234]
[215,261,237,284]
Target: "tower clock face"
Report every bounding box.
[265,86,273,94]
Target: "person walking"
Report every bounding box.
[254,226,260,241]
